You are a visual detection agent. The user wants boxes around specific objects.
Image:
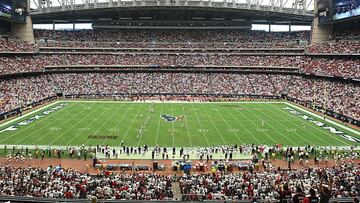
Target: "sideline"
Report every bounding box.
[285,102,360,136]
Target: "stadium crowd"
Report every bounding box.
[1,13,360,203]
[37,41,304,49]
[301,58,360,78]
[34,30,310,44]
[307,41,360,54]
[0,76,55,113]
[307,29,360,54]
[179,163,360,201]
[0,29,37,53]
[0,162,358,201]
[3,28,360,54]
[0,28,359,78]
[2,142,360,201]
[32,29,309,50]
[0,165,174,200]
[334,30,360,40]
[0,29,359,121]
[0,54,305,74]
[1,54,360,78]
[33,29,360,55]
[0,73,358,120]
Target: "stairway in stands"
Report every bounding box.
[172,181,182,200]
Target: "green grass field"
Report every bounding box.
[0,101,359,147]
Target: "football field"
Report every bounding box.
[0,100,359,147]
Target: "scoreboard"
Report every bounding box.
[0,0,12,19]
[333,0,360,20]
[318,0,360,24]
[0,0,27,22]
[318,0,333,24]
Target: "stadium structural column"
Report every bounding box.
[11,15,35,43]
[311,18,332,44]
[288,22,291,32]
[310,0,333,44]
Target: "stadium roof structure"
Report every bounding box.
[29,0,314,25]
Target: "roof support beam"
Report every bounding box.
[29,0,314,17]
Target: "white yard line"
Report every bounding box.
[120,103,145,143]
[190,103,211,146]
[74,103,124,146]
[181,105,193,147]
[171,103,175,147]
[25,103,90,145]
[199,103,230,144]
[221,106,262,144]
[240,106,285,144]
[261,105,319,146]
[155,103,164,145]
[114,105,141,147]
[99,104,127,146]
[136,104,153,147]
[46,103,100,145]
[100,103,128,146]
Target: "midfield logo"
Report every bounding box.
[160,115,185,122]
